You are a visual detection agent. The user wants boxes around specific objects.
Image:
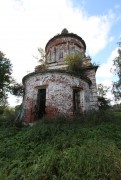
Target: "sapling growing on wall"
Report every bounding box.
[64,52,84,72]
[34,48,47,72]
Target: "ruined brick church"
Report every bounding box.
[22,29,98,123]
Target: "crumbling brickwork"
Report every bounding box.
[22,29,98,123]
[23,72,93,122]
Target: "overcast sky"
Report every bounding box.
[0,0,121,106]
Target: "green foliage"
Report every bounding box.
[35,64,46,72]
[112,103,121,112]
[0,51,13,107]
[64,52,84,73]
[0,51,22,112]
[0,106,5,115]
[97,84,110,97]
[10,83,24,97]
[0,106,20,126]
[73,110,117,124]
[97,84,110,110]
[98,97,110,110]
[0,111,121,179]
[113,111,121,118]
[113,48,121,100]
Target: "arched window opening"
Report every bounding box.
[73,89,80,113]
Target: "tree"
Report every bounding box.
[97,84,110,110]
[34,48,47,72]
[97,84,110,97]
[0,51,13,108]
[10,83,24,97]
[0,51,23,114]
[112,47,121,101]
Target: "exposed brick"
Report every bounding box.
[22,31,98,123]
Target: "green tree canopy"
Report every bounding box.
[0,51,13,107]
[97,84,110,110]
[112,48,121,101]
[0,51,23,113]
[97,84,110,97]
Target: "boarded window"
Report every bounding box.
[73,89,80,113]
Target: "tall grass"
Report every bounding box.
[0,106,20,127]
[0,110,121,179]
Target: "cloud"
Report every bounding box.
[96,48,119,103]
[8,94,22,107]
[0,0,117,105]
[78,12,114,56]
[96,48,118,79]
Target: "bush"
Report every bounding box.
[35,64,46,72]
[0,106,21,127]
[0,106,5,115]
[64,52,84,73]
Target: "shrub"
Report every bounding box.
[35,64,46,72]
[64,52,84,73]
[0,106,5,115]
[0,107,19,126]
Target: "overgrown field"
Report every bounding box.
[0,111,121,179]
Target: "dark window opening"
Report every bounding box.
[71,46,75,53]
[73,89,80,113]
[59,51,63,59]
[36,89,46,119]
[53,47,56,62]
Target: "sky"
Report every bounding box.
[0,0,121,106]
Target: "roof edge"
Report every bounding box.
[22,69,92,85]
[45,33,86,51]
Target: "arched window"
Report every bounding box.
[59,51,63,59]
[70,46,75,54]
[54,47,56,62]
[73,89,80,112]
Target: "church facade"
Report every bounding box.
[22,29,98,123]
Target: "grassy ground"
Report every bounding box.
[0,111,121,179]
[113,111,121,118]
